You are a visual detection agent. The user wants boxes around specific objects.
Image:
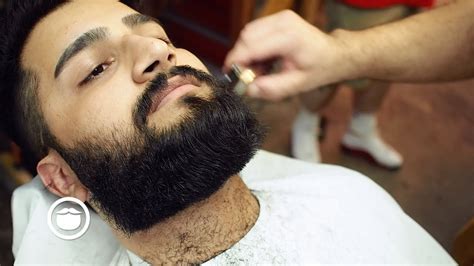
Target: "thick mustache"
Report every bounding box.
[133,73,167,130]
[132,65,216,130]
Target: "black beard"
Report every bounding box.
[52,66,264,234]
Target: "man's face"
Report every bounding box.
[23,0,209,146]
[22,0,262,234]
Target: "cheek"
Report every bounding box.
[175,48,209,72]
[45,80,139,146]
[78,88,135,128]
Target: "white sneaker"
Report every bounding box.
[291,108,321,163]
[342,113,403,170]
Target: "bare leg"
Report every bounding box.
[292,85,337,162]
[300,85,337,113]
[353,80,390,113]
[343,80,403,169]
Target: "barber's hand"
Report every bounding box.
[224,10,348,101]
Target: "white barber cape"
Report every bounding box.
[12,150,454,265]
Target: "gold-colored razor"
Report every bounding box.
[224,64,256,96]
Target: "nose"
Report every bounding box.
[127,35,177,84]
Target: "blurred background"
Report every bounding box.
[1,0,473,265]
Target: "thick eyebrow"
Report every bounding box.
[122,13,162,28]
[54,27,109,79]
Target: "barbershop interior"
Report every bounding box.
[0,0,473,265]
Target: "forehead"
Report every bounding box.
[21,0,154,78]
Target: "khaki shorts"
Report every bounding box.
[325,0,416,89]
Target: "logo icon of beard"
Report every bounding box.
[55,207,82,231]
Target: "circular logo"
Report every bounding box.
[47,197,91,240]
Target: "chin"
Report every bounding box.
[147,107,192,130]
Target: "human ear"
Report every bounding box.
[37,149,89,202]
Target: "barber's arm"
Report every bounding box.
[224,0,474,101]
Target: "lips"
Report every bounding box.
[148,75,200,115]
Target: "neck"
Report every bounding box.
[110,175,259,264]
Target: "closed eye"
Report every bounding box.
[158,37,173,46]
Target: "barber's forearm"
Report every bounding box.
[333,0,474,83]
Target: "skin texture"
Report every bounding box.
[225,0,474,101]
[108,175,260,264]
[22,0,260,263]
[225,10,347,101]
[22,0,209,148]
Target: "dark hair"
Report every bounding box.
[0,0,70,170]
[120,0,139,9]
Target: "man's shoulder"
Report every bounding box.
[244,150,370,178]
[242,150,386,197]
[243,151,399,210]
[238,151,454,264]
[11,177,122,264]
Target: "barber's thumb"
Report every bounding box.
[248,73,302,101]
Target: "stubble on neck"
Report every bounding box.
[104,175,260,264]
